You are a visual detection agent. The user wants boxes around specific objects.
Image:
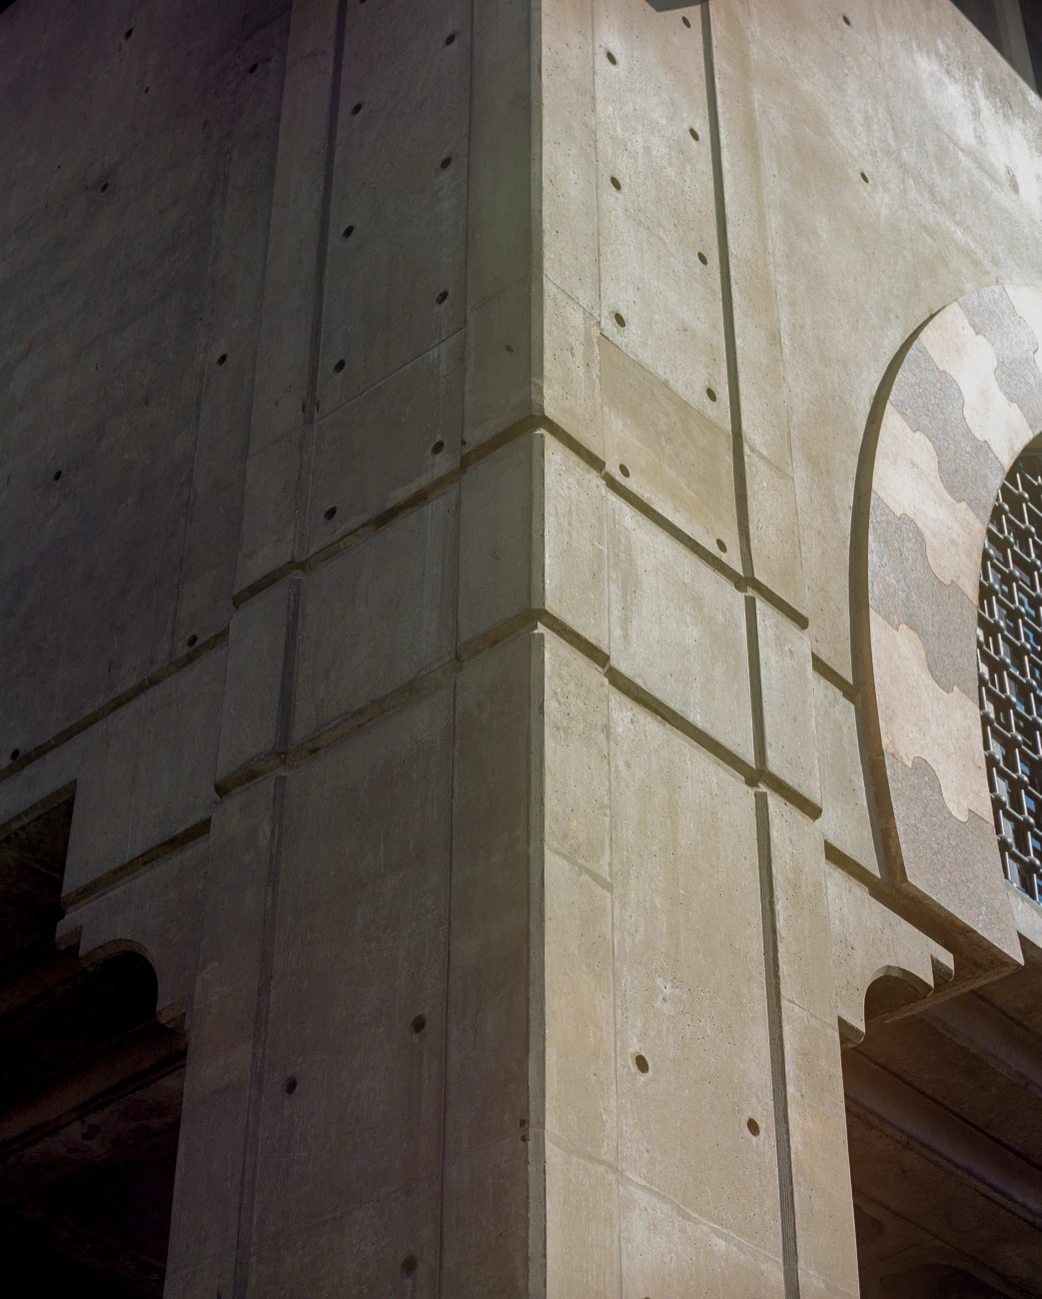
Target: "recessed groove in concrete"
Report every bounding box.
[754,792,801,1299]
[605,665,758,785]
[603,468,742,586]
[812,652,857,702]
[0,631,229,788]
[61,817,212,913]
[746,576,810,632]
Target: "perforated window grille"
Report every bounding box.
[978,449,1042,902]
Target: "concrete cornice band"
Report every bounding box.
[863,285,1042,965]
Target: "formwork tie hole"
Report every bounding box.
[411,1014,427,1033]
[334,358,346,373]
[635,1053,649,1074]
[325,506,337,522]
[747,1117,760,1136]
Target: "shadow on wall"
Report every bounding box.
[0,796,187,1298]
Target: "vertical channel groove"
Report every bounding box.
[702,0,752,579]
[704,6,800,1293]
[755,791,801,1298]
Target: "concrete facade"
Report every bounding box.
[4,1,1042,1295]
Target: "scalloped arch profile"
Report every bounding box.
[858,285,1042,966]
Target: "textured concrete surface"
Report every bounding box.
[4,0,1042,1295]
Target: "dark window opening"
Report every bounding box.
[0,797,186,1298]
[952,0,1042,90]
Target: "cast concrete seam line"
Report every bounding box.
[0,630,229,788]
[754,791,802,1299]
[60,817,213,913]
[614,1165,785,1261]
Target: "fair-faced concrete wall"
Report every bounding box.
[2,0,1041,1295]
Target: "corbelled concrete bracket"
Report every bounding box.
[826,861,954,1046]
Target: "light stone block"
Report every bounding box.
[600,334,740,561]
[756,598,821,809]
[545,434,608,653]
[291,490,457,742]
[594,0,728,428]
[544,633,610,879]
[619,1180,786,1299]
[610,691,779,1253]
[608,493,754,764]
[545,849,614,1161]
[546,1140,619,1299]
[813,672,880,877]
[216,577,294,788]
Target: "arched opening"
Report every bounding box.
[0,795,187,1296]
[843,967,1042,1298]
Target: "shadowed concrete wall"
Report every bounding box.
[3,0,1042,1296]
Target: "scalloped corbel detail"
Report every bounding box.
[827,861,954,1045]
